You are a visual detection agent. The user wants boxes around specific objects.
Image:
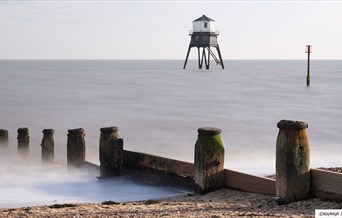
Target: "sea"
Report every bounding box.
[0,59,341,206]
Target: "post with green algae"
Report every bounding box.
[194,127,225,195]
[17,127,29,155]
[41,129,55,162]
[276,120,310,203]
[99,127,123,177]
[0,129,9,146]
[67,128,86,167]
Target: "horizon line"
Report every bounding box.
[1,58,341,61]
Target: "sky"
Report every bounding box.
[1,1,342,60]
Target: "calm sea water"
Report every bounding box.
[0,60,341,170]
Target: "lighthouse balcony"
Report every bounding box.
[189,34,219,47]
[189,30,219,36]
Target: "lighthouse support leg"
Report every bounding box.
[216,45,224,69]
[198,47,201,69]
[183,46,191,69]
[200,48,207,69]
[206,47,210,70]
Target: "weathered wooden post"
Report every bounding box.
[194,127,225,194]
[67,128,85,167]
[41,129,55,162]
[99,127,123,177]
[276,120,310,203]
[17,127,29,154]
[0,129,9,146]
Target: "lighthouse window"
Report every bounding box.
[204,22,208,28]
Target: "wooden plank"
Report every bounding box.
[127,167,194,190]
[123,150,279,195]
[123,150,194,178]
[224,169,276,195]
[310,168,342,195]
[310,189,342,201]
[83,161,100,170]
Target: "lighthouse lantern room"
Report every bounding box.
[183,15,224,70]
[192,15,216,33]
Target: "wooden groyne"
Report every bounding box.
[67,128,86,167]
[276,120,310,203]
[1,120,342,203]
[99,127,123,177]
[17,127,29,155]
[0,129,8,145]
[41,129,55,161]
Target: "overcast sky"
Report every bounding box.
[1,1,342,59]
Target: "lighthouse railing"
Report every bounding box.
[188,30,219,35]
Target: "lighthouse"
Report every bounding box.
[183,15,224,70]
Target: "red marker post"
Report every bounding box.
[305,45,312,86]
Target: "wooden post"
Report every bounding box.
[17,127,29,155]
[41,129,54,162]
[67,128,85,167]
[306,45,312,87]
[99,127,123,177]
[276,120,310,203]
[194,127,225,194]
[0,129,9,146]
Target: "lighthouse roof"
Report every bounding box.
[193,15,215,22]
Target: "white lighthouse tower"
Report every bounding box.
[183,15,224,70]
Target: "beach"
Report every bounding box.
[1,187,341,217]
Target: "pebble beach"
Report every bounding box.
[1,167,341,218]
[0,188,341,218]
